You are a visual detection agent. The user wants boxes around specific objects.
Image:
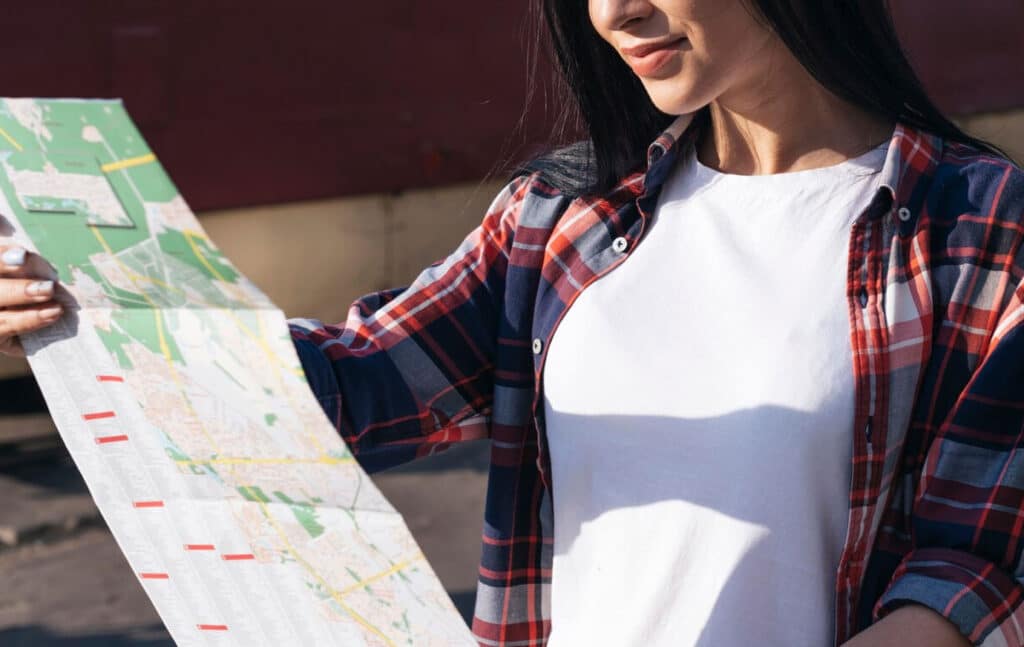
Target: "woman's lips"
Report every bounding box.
[621,38,687,77]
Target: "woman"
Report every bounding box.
[2,1,1021,645]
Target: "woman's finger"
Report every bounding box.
[0,245,59,280]
[0,245,27,269]
[0,278,57,308]
[0,301,63,339]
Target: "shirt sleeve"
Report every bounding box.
[874,170,1024,645]
[288,174,534,473]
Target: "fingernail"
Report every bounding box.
[2,247,25,267]
[26,280,54,297]
[39,305,62,320]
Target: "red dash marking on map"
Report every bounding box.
[95,434,129,444]
[97,375,124,383]
[83,411,116,421]
[197,624,229,631]
[185,544,215,551]
[133,500,164,509]
[139,572,169,580]
[221,553,255,561]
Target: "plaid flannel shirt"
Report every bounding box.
[290,112,1024,646]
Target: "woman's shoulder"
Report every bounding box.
[924,139,1024,310]
[928,139,1023,227]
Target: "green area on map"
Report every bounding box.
[0,99,333,533]
[0,100,460,644]
[0,100,237,306]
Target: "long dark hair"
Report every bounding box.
[520,0,1008,196]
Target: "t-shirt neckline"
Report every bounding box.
[687,139,890,184]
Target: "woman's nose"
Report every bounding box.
[589,0,653,33]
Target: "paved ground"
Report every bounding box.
[0,414,490,646]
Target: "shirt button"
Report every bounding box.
[897,207,912,222]
[612,236,629,254]
[532,338,543,355]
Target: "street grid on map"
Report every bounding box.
[0,98,473,646]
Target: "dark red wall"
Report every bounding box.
[1,1,1020,211]
[891,0,1024,115]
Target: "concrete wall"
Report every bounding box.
[959,109,1024,163]
[204,111,1024,327]
[2,109,1023,380]
[200,178,509,325]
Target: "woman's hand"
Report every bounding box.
[0,245,63,357]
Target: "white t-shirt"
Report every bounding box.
[542,142,888,646]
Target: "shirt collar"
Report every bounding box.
[876,122,943,210]
[636,112,699,205]
[645,112,696,170]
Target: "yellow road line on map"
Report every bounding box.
[0,128,23,152]
[90,255,220,309]
[182,230,285,363]
[182,230,226,282]
[101,152,156,173]
[93,224,382,638]
[123,227,327,461]
[254,311,306,378]
[233,309,306,377]
[250,293,327,452]
[91,230,173,365]
[91,227,224,455]
[123,277,176,366]
[339,552,425,598]
[96,226,318,461]
[183,230,290,371]
[91,218,340,472]
[90,228,176,366]
[206,233,326,449]
[175,455,354,467]
[253,499,395,646]
[124,270,183,296]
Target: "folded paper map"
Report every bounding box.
[0,98,474,646]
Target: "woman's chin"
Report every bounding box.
[640,77,713,117]
[645,92,708,118]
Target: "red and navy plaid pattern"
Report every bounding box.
[290,113,1024,646]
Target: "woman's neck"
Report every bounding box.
[696,47,894,176]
